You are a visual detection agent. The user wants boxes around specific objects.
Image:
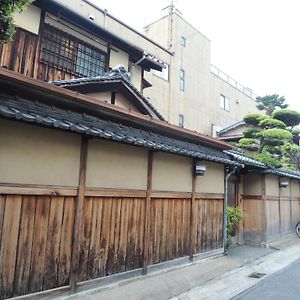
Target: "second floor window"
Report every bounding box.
[40,24,106,77]
[181,36,186,47]
[180,68,185,91]
[220,94,230,111]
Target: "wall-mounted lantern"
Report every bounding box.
[279,177,289,188]
[194,164,207,176]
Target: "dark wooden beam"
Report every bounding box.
[189,159,197,260]
[261,174,267,243]
[142,151,153,274]
[70,137,89,293]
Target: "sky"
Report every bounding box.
[90,0,300,110]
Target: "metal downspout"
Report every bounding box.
[223,166,237,254]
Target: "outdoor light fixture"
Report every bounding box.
[194,164,207,176]
[279,177,289,188]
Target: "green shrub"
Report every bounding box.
[256,128,292,140]
[272,109,300,127]
[237,138,259,151]
[243,128,259,138]
[227,206,245,247]
[243,113,267,126]
[258,117,286,129]
[0,0,32,44]
[255,153,282,168]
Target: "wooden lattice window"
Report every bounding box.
[40,24,106,77]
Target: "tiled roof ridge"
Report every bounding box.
[51,65,165,121]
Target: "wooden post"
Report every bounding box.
[189,159,196,260]
[261,174,267,244]
[70,137,89,293]
[142,151,153,274]
[290,179,293,231]
[278,178,282,236]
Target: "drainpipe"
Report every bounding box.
[223,166,237,254]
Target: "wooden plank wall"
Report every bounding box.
[194,198,224,253]
[0,190,223,299]
[0,29,38,78]
[0,195,75,299]
[242,196,263,243]
[242,179,300,244]
[0,28,76,82]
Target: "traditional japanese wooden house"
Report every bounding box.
[0,67,241,299]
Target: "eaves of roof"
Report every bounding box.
[0,68,234,151]
[217,120,245,135]
[0,94,241,167]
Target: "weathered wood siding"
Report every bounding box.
[194,198,224,253]
[242,175,300,244]
[0,195,75,299]
[0,29,38,77]
[0,191,223,299]
[0,28,77,82]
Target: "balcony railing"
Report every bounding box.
[210,64,257,100]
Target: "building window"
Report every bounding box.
[40,24,106,77]
[152,64,169,81]
[180,68,185,91]
[181,36,186,47]
[179,114,184,128]
[220,94,229,111]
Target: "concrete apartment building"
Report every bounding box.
[1,0,258,136]
[143,6,258,135]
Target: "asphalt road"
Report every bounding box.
[232,258,300,300]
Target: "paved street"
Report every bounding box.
[232,258,300,300]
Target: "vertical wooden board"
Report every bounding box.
[107,198,118,274]
[14,196,37,297]
[11,30,25,72]
[138,198,145,268]
[43,196,64,290]
[169,199,175,259]
[78,196,93,282]
[22,34,38,76]
[280,200,291,234]
[210,200,217,250]
[131,198,140,269]
[87,197,103,279]
[201,199,208,252]
[0,42,12,68]
[0,195,22,299]
[112,198,122,274]
[177,199,183,257]
[28,196,50,293]
[173,199,178,258]
[0,195,6,249]
[58,197,75,287]
[158,199,164,262]
[159,199,166,262]
[185,199,191,255]
[99,198,113,276]
[124,198,134,271]
[147,198,154,265]
[265,200,280,240]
